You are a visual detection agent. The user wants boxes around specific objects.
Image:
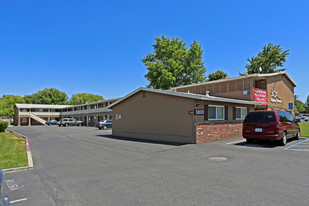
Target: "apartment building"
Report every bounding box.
[109,72,297,144]
[14,98,120,126]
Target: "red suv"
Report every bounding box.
[243,110,300,146]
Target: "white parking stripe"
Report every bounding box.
[10,198,27,204]
[226,139,245,145]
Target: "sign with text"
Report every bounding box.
[254,88,268,105]
[194,109,205,115]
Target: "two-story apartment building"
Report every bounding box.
[108,72,297,144]
[14,98,120,126]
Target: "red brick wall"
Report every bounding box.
[195,121,243,143]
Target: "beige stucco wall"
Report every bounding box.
[266,74,295,113]
[112,91,195,143]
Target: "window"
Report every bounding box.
[20,118,27,123]
[208,105,224,120]
[244,112,276,123]
[277,111,290,122]
[236,107,247,120]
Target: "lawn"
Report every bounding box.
[299,123,309,137]
[0,131,28,169]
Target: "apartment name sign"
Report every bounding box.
[253,88,268,105]
[270,85,282,104]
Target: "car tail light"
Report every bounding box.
[274,123,280,134]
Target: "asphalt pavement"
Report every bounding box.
[2,126,309,206]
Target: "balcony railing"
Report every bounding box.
[60,107,112,116]
[19,112,61,116]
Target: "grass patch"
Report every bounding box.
[0,131,28,169]
[299,123,309,137]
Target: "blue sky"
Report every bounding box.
[0,0,308,102]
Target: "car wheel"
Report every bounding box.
[246,138,254,144]
[79,123,82,126]
[65,123,69,127]
[279,132,287,146]
[295,130,300,140]
[99,127,102,130]
[59,125,61,127]
[103,126,107,130]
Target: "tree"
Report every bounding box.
[244,43,289,74]
[294,95,306,114]
[141,35,206,90]
[70,93,104,105]
[0,95,25,117]
[24,88,68,105]
[207,70,228,81]
[306,95,309,113]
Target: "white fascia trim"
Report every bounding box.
[108,87,261,109]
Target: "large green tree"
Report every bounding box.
[24,88,68,105]
[294,95,306,114]
[207,70,228,81]
[141,35,206,89]
[0,95,25,117]
[244,43,289,74]
[70,93,104,105]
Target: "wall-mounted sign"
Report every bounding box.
[253,88,268,105]
[270,85,282,104]
[189,111,194,115]
[289,103,293,109]
[194,109,204,115]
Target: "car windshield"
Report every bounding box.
[244,112,276,123]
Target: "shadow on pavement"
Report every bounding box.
[96,134,187,146]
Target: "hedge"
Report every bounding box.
[0,120,9,132]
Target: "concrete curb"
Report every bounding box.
[3,129,34,174]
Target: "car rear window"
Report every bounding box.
[244,112,276,123]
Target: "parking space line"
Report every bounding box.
[284,139,309,150]
[226,139,245,145]
[10,198,27,204]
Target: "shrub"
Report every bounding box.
[0,120,9,132]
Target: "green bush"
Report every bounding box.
[0,120,9,132]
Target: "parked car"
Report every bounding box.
[0,169,10,206]
[243,110,300,146]
[304,117,309,122]
[58,118,83,127]
[45,120,58,125]
[96,120,112,130]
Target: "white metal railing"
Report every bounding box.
[60,107,111,116]
[19,112,61,116]
[30,113,47,125]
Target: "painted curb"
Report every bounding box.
[3,129,34,174]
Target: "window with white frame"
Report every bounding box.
[236,107,247,120]
[208,105,224,120]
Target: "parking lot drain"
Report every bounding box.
[208,156,228,161]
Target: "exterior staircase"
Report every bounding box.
[30,113,47,126]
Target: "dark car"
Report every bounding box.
[1,169,10,206]
[96,120,112,130]
[45,120,58,125]
[243,110,300,146]
[58,118,83,127]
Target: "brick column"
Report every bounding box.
[18,117,21,126]
[28,117,31,126]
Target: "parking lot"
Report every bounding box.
[2,126,309,206]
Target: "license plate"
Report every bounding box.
[255,128,263,132]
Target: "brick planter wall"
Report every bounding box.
[195,121,243,144]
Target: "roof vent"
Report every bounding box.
[205,91,210,96]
